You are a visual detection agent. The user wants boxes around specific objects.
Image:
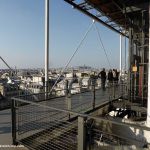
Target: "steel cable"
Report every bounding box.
[49,21,95,94]
[94,23,111,68]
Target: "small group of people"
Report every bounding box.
[98,68,120,91]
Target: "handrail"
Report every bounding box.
[12,97,150,132]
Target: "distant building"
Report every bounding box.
[66,73,74,78]
[17,71,32,83]
[32,75,44,85]
[82,77,91,88]
[25,83,43,94]
[1,73,9,79]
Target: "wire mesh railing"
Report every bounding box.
[12,99,78,150]
[12,81,128,118]
[12,97,150,150]
[10,79,131,150]
[0,75,129,111]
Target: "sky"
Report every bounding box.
[0,0,127,69]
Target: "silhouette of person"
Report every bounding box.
[98,68,106,91]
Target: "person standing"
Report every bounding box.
[112,69,119,85]
[98,68,106,91]
[107,69,113,87]
[116,70,120,84]
[107,69,113,97]
[112,69,117,84]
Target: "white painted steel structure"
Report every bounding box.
[45,0,49,94]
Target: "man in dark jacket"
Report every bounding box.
[108,69,113,86]
[98,68,106,91]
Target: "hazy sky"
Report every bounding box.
[0,0,127,69]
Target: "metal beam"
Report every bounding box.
[107,10,121,16]
[124,6,141,13]
[112,0,131,24]
[124,0,149,8]
[96,1,113,7]
[105,18,124,24]
[112,0,124,12]
[64,0,127,37]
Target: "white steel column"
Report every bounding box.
[45,0,49,94]
[147,3,150,126]
[124,36,127,71]
[120,35,122,75]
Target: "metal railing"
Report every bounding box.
[12,96,150,150]
[0,76,128,110]
[11,81,130,150]
[12,99,78,150]
[14,81,128,113]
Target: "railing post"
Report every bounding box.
[65,80,72,119]
[67,96,71,119]
[119,80,122,98]
[91,73,96,109]
[45,81,48,99]
[93,81,96,109]
[65,79,69,96]
[78,116,86,150]
[79,78,82,92]
[11,99,17,145]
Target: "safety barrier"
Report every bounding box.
[12,96,150,150]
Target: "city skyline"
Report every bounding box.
[0,0,127,70]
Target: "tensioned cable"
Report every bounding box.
[94,22,111,68]
[0,56,17,77]
[49,21,95,94]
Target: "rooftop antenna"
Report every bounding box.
[45,0,49,95]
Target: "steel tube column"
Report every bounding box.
[125,37,127,71]
[120,35,123,75]
[128,28,133,102]
[78,116,86,150]
[45,0,49,94]
[11,100,17,145]
[147,3,150,126]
